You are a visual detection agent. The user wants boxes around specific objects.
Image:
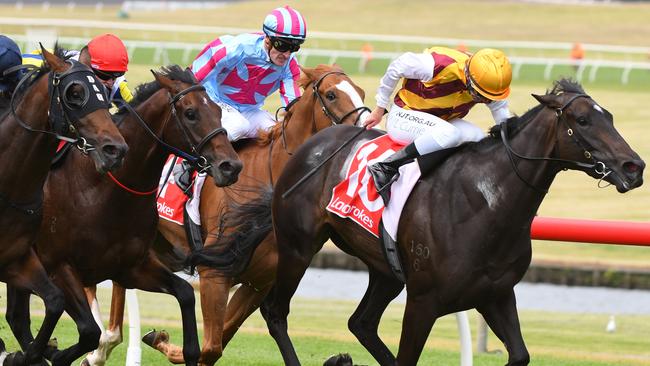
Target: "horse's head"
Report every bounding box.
[42,47,128,173]
[299,64,370,130]
[532,79,644,192]
[152,67,241,186]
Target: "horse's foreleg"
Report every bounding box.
[48,264,102,366]
[395,293,439,366]
[222,282,271,347]
[125,255,200,366]
[348,269,403,365]
[476,288,530,366]
[3,250,64,365]
[194,267,231,366]
[81,283,125,366]
[259,242,312,366]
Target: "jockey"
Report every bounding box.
[22,33,133,106]
[363,47,513,204]
[0,35,23,99]
[191,5,305,142]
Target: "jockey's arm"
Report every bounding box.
[191,36,241,84]
[278,58,302,108]
[487,99,511,124]
[364,52,434,129]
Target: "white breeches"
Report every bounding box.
[385,105,485,154]
[217,102,276,142]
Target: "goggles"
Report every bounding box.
[93,68,125,81]
[270,37,301,53]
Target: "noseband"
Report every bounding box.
[501,93,611,193]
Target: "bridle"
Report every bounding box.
[111,83,227,195]
[1,59,110,215]
[501,93,612,193]
[10,59,106,154]
[279,71,370,155]
[311,71,371,128]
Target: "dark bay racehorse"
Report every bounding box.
[4,65,241,366]
[195,79,644,365]
[0,47,127,365]
[93,65,369,365]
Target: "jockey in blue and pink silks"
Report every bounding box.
[191,5,306,142]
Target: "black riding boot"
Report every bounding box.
[368,143,420,205]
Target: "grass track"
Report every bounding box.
[2,287,650,365]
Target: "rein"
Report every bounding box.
[501,93,611,193]
[109,84,227,196]
[278,71,370,157]
[273,71,370,190]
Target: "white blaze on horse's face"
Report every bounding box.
[335,80,370,125]
[202,97,209,106]
[593,104,604,114]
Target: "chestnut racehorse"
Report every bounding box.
[4,65,241,366]
[90,64,369,365]
[0,47,127,365]
[196,79,644,365]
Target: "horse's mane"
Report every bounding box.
[126,65,196,109]
[477,78,585,148]
[257,64,345,146]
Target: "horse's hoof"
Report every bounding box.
[3,351,25,366]
[323,353,353,366]
[80,358,91,366]
[142,329,169,348]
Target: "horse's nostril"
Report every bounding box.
[219,160,243,176]
[623,161,643,174]
[102,144,127,161]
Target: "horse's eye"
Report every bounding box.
[576,116,589,126]
[184,109,197,121]
[326,91,336,101]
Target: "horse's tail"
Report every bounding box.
[186,184,273,277]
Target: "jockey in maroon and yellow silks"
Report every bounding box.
[362,46,513,205]
[393,47,477,121]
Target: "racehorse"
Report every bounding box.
[196,79,644,365]
[0,47,127,365]
[90,64,370,366]
[4,65,241,366]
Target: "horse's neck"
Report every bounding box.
[0,77,57,198]
[115,91,172,186]
[281,92,319,150]
[469,113,560,218]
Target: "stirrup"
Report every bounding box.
[374,171,400,206]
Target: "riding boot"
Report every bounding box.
[416,147,458,177]
[368,143,420,206]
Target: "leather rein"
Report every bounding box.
[501,93,611,193]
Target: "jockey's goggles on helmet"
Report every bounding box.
[93,68,125,81]
[270,37,302,53]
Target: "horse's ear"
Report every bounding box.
[186,67,199,83]
[151,69,175,90]
[300,65,316,81]
[532,93,562,109]
[78,48,92,67]
[41,43,66,72]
